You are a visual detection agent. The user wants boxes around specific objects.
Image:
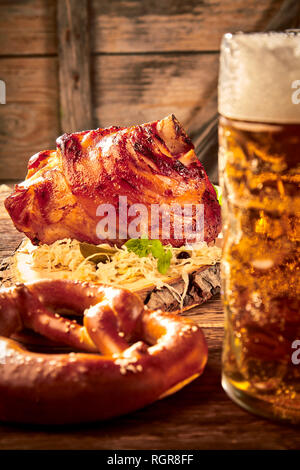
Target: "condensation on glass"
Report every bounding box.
[218,31,300,423]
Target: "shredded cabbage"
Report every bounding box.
[28,239,221,309]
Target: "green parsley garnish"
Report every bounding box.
[125,239,172,275]
[213,184,222,206]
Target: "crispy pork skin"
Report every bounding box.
[5,115,221,247]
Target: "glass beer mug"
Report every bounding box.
[218,32,300,422]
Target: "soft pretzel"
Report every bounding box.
[0,280,208,424]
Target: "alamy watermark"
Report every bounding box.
[0,80,5,104]
[95,196,204,243]
[291,80,300,104]
[291,340,300,365]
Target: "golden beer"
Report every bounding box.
[219,32,300,422]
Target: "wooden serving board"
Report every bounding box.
[0,183,298,450]
[2,237,220,313]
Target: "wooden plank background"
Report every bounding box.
[0,0,287,181]
[57,0,93,133]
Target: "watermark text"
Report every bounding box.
[291,80,300,104]
[0,80,5,104]
[292,340,300,365]
[95,196,204,243]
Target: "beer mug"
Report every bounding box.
[218,32,300,422]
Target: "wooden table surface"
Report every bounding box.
[0,183,299,450]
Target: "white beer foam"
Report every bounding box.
[218,31,300,123]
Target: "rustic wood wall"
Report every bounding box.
[0,0,290,182]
